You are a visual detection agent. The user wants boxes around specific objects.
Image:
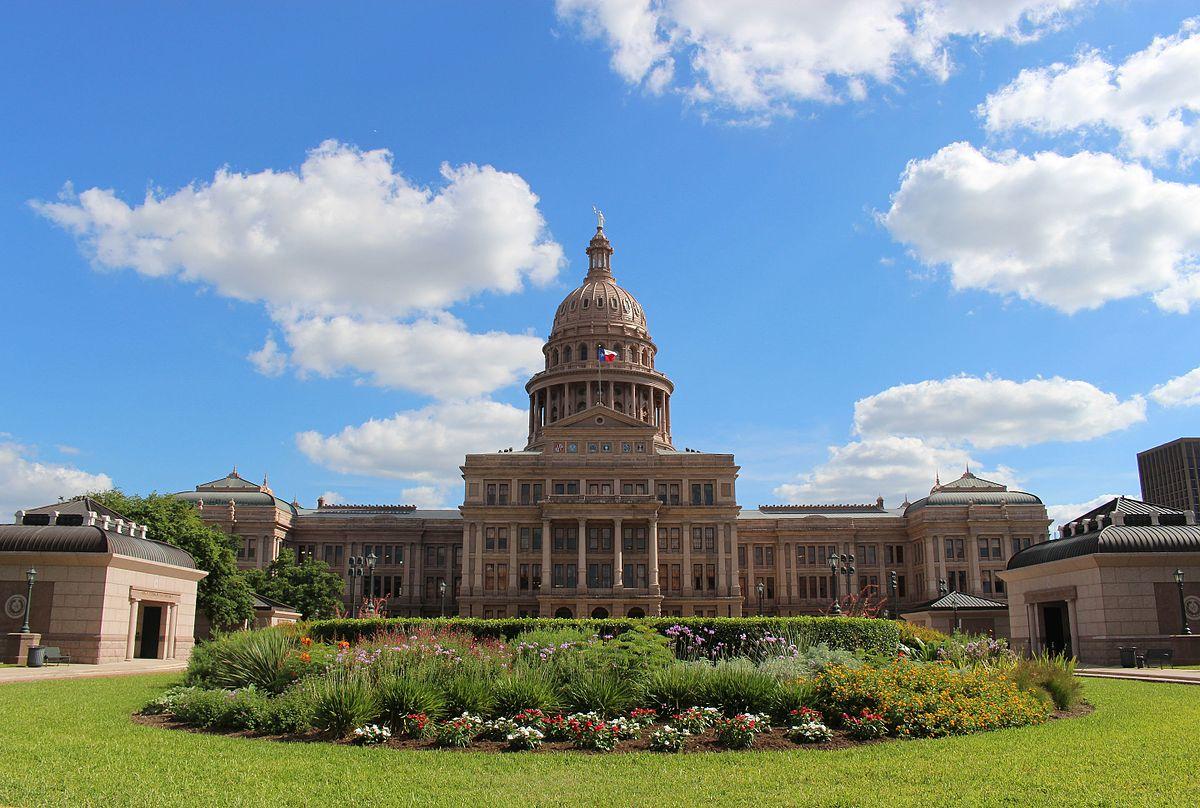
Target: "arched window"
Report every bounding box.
[613,343,622,361]
[597,296,604,308]
[583,297,589,308]
[627,607,646,618]
[554,607,573,619]
[578,342,587,360]
[611,296,618,309]
[564,346,572,363]
[590,607,610,619]
[640,348,647,365]
[552,348,559,366]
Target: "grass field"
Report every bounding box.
[0,674,1195,807]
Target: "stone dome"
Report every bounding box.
[550,226,648,337]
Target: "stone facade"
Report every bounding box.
[184,225,1051,624]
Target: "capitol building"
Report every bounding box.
[179,224,1052,628]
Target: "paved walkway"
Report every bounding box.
[0,658,186,684]
[1076,664,1200,686]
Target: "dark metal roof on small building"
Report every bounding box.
[902,591,1008,612]
[0,525,197,568]
[1007,523,1200,570]
[904,471,1042,514]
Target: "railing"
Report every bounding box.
[542,494,659,505]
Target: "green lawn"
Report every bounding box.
[0,674,1196,807]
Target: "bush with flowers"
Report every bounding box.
[565,713,623,751]
[671,706,721,734]
[396,712,431,739]
[714,713,768,749]
[811,661,1051,739]
[784,707,833,744]
[842,709,888,741]
[434,713,484,748]
[353,723,392,745]
[506,725,545,751]
[648,725,690,753]
[628,708,658,728]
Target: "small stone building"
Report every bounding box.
[1000,497,1200,665]
[0,498,206,664]
[899,591,1010,637]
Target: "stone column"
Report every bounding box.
[613,517,624,589]
[166,603,178,658]
[665,394,671,437]
[126,597,140,660]
[508,521,518,592]
[649,517,660,593]
[716,525,727,598]
[541,519,552,592]
[682,521,693,595]
[924,537,938,598]
[577,518,588,593]
[730,523,742,598]
[967,531,981,594]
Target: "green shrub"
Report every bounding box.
[490,671,560,717]
[643,664,709,715]
[441,673,496,717]
[560,671,635,716]
[260,686,317,735]
[307,669,379,737]
[576,624,673,681]
[772,680,815,722]
[758,643,861,680]
[217,686,270,731]
[188,629,299,694]
[895,621,949,647]
[307,616,899,656]
[702,659,781,716]
[141,685,201,716]
[378,677,447,727]
[1008,654,1083,711]
[171,688,234,728]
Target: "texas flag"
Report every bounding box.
[598,347,618,362]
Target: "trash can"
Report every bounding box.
[1118,646,1136,668]
[26,646,46,668]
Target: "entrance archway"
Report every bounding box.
[626,607,646,618]
[1041,601,1071,656]
[590,607,610,619]
[553,607,573,619]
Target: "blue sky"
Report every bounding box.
[3,1,1200,520]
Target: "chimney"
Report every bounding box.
[1110,511,1125,526]
[15,510,25,525]
[101,515,112,530]
[318,496,326,508]
[1186,510,1196,526]
[52,510,60,526]
[86,510,98,526]
[116,518,126,535]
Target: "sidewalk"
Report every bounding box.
[0,658,186,684]
[1076,664,1200,686]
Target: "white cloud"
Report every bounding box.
[854,375,1146,449]
[557,0,1090,118]
[34,140,563,319]
[1045,493,1121,528]
[1149,365,1200,407]
[270,312,543,400]
[36,140,562,401]
[0,442,114,520]
[318,490,346,505]
[981,20,1200,165]
[401,486,450,510]
[55,444,81,456]
[248,333,288,377]
[882,142,1200,313]
[772,435,1018,505]
[295,400,528,483]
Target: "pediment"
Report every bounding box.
[547,404,655,432]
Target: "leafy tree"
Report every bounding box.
[243,548,345,620]
[81,490,254,630]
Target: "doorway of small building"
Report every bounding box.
[137,604,163,659]
[553,607,573,619]
[1041,601,1071,656]
[590,607,610,619]
[627,607,646,618]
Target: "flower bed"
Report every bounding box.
[145,622,1080,754]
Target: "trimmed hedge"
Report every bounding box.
[304,616,899,655]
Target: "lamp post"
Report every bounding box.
[887,570,898,620]
[827,555,841,614]
[438,579,448,618]
[348,556,365,618]
[365,551,378,615]
[756,580,765,616]
[829,552,855,613]
[1176,569,1192,635]
[19,568,36,634]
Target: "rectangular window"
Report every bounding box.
[520,564,530,590]
[706,564,716,591]
[764,544,774,565]
[520,483,531,505]
[737,546,746,565]
[497,563,507,591]
[994,575,1005,594]
[587,563,612,588]
[533,483,543,502]
[693,564,704,591]
[691,483,702,505]
[796,545,807,565]
[766,576,775,599]
[519,527,532,551]
[704,527,716,552]
[484,563,495,591]
[981,570,992,593]
[670,529,681,552]
[498,484,508,505]
[692,528,703,552]
[703,483,714,504]
[486,484,497,505]
[497,528,508,551]
[485,527,495,552]
[819,577,828,598]
[897,574,906,598]
[978,538,990,559]
[956,539,965,560]
[670,564,681,592]
[991,538,1002,559]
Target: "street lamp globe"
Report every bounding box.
[26,568,37,584]
[1175,569,1184,585]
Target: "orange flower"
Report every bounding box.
[299,652,311,663]
[337,640,350,651]
[300,636,313,647]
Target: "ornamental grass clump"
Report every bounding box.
[644,665,709,715]
[714,713,767,749]
[561,671,635,716]
[441,673,496,718]
[1008,653,1083,711]
[703,659,781,716]
[191,629,299,694]
[307,669,379,737]
[378,677,446,728]
[492,670,560,717]
[648,725,690,753]
[435,713,484,748]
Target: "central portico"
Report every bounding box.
[459,223,743,619]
